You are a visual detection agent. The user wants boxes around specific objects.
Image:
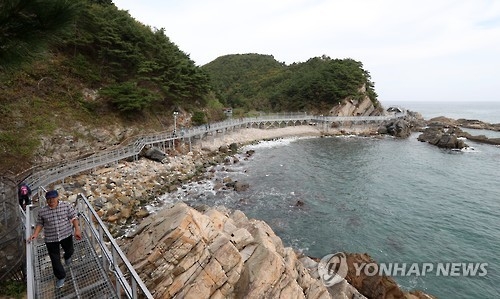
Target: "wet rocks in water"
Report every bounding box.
[378,119,411,138]
[294,200,305,207]
[420,117,500,147]
[245,149,255,157]
[229,142,239,153]
[222,177,250,192]
[417,124,468,149]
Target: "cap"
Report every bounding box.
[45,190,59,199]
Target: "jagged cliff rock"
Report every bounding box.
[329,84,384,117]
[124,202,364,299]
[329,96,384,117]
[34,123,138,166]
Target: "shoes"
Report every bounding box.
[56,278,65,288]
[65,258,72,266]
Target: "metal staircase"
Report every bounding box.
[25,194,152,299]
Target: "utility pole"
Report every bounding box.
[173,111,179,135]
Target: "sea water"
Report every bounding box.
[160,101,500,298]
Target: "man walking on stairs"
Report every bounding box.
[28,190,82,289]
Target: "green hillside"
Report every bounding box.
[0,0,217,174]
[0,0,380,174]
[202,54,378,113]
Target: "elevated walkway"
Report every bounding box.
[23,112,405,195]
[25,194,153,299]
[9,112,406,298]
[32,238,118,298]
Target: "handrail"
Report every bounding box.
[24,186,46,299]
[18,112,405,298]
[76,193,153,299]
[25,204,35,299]
[23,112,405,195]
[0,175,25,283]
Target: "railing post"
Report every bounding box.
[26,204,35,299]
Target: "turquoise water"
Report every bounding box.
[162,102,500,298]
[232,135,500,298]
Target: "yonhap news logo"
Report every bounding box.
[317,252,488,287]
[352,262,488,277]
[317,252,349,286]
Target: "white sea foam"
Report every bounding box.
[243,137,299,150]
[461,147,478,153]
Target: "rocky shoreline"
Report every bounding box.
[47,113,500,298]
[55,126,374,237]
[416,116,500,149]
[50,124,440,299]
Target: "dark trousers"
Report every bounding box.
[45,235,74,279]
[19,195,30,207]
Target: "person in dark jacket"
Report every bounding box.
[18,183,32,209]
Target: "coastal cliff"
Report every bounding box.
[329,85,384,117]
[123,202,362,298]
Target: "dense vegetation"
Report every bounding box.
[202,54,378,113]
[0,0,216,173]
[0,0,81,70]
[0,0,378,174]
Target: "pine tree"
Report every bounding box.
[0,0,80,70]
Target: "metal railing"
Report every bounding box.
[23,187,47,299]
[0,175,25,282]
[24,193,152,299]
[17,111,405,298]
[76,193,153,299]
[23,112,404,195]
[25,205,35,299]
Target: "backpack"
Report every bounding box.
[20,185,29,196]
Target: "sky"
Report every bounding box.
[113,0,500,103]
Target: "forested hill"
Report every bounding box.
[202,54,379,113]
[0,0,214,173]
[0,0,380,174]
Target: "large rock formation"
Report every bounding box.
[456,119,500,131]
[420,117,500,147]
[417,124,468,149]
[377,111,426,139]
[330,96,384,117]
[422,116,500,135]
[378,119,411,138]
[329,84,385,117]
[124,202,364,299]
